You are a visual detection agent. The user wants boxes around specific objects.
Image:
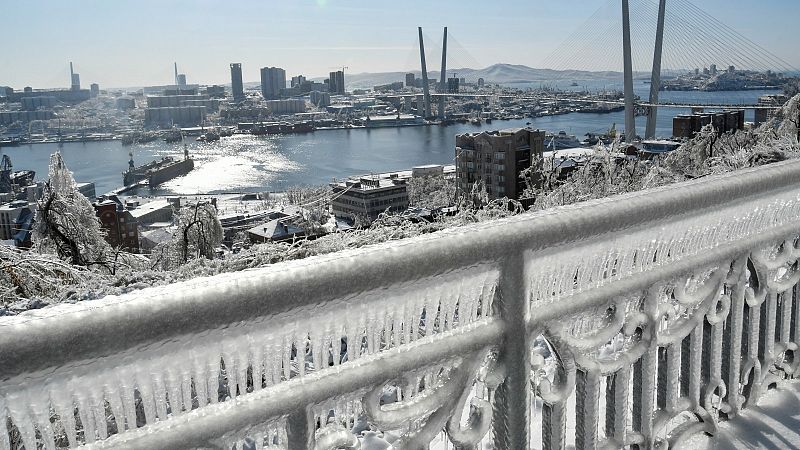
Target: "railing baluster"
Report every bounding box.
[666,344,681,412]
[286,406,314,450]
[492,251,530,449]
[605,367,630,445]
[723,276,745,416]
[576,369,600,450]
[688,324,703,406]
[632,346,657,448]
[542,401,567,450]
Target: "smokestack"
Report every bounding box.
[174,62,179,86]
[418,27,432,118]
[439,27,447,119]
[70,62,74,78]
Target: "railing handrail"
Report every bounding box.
[4,159,800,381]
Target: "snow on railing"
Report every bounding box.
[4,159,800,449]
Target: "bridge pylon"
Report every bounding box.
[645,0,667,139]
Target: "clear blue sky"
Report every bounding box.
[1,0,797,89]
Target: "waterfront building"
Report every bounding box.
[329,71,346,95]
[405,73,416,88]
[330,176,409,224]
[260,67,286,100]
[309,91,331,107]
[265,99,306,115]
[90,83,100,98]
[710,64,718,75]
[144,106,206,127]
[0,86,12,97]
[0,110,55,125]
[755,94,788,125]
[146,94,218,111]
[455,128,546,200]
[230,63,244,102]
[672,110,745,139]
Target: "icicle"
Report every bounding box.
[51,390,78,447]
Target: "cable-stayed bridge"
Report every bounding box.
[414,0,797,139]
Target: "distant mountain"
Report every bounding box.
[331,64,645,89]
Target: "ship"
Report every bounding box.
[123,147,194,187]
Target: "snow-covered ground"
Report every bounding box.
[683,382,800,450]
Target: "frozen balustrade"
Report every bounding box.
[4,159,800,449]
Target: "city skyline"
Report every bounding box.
[1,0,799,89]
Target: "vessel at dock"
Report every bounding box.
[123,147,194,187]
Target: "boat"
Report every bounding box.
[545,131,584,150]
[123,147,194,187]
[570,82,579,87]
[197,131,220,142]
[163,127,183,143]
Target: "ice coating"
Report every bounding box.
[0,266,497,449]
[5,160,800,448]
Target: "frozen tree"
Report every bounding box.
[0,243,90,307]
[33,153,115,270]
[406,174,456,209]
[151,202,223,270]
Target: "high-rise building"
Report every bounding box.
[291,75,306,88]
[260,67,286,100]
[90,83,100,98]
[230,63,244,102]
[177,74,187,86]
[477,78,485,88]
[329,71,345,95]
[710,64,718,75]
[447,78,460,94]
[70,62,80,91]
[405,73,416,88]
[455,128,545,200]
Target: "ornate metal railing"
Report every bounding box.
[4,159,800,449]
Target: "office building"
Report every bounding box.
[329,71,345,95]
[176,74,187,86]
[455,128,546,200]
[90,83,100,98]
[477,78,485,88]
[144,106,206,127]
[330,176,409,223]
[206,85,226,98]
[230,63,244,102]
[710,64,718,75]
[260,67,286,100]
[405,73,416,88]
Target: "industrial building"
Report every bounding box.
[144,106,206,127]
[0,110,55,124]
[672,110,745,139]
[265,99,306,115]
[261,67,286,100]
[309,91,331,107]
[230,63,244,102]
[21,96,57,110]
[455,128,546,200]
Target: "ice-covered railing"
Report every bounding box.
[4,160,800,449]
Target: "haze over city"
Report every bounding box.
[2,0,799,88]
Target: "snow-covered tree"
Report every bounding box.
[151,202,223,270]
[406,174,456,209]
[33,153,114,270]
